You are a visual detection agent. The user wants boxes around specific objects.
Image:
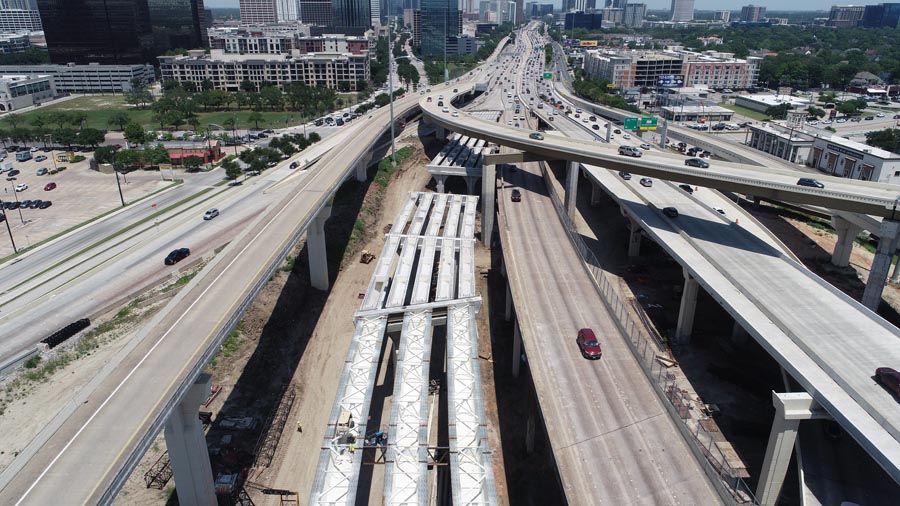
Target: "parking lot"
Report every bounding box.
[0,150,173,256]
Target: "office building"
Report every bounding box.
[212,32,296,53]
[573,0,595,11]
[538,3,552,16]
[241,0,278,23]
[420,0,458,56]
[563,11,604,30]
[623,3,645,28]
[827,5,865,27]
[525,1,536,17]
[446,34,480,54]
[333,0,370,34]
[411,9,422,46]
[669,0,693,22]
[0,74,53,112]
[295,34,369,53]
[149,0,209,56]
[714,10,730,22]
[862,3,900,28]
[607,0,627,6]
[505,0,516,23]
[0,0,41,32]
[0,62,155,93]
[276,0,299,20]
[740,4,765,23]
[0,33,29,53]
[680,50,760,90]
[299,0,333,24]
[158,49,370,91]
[583,50,683,89]
[600,7,623,24]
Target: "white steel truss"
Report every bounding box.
[447,304,498,506]
[383,310,434,505]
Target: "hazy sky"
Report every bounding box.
[202,0,839,10]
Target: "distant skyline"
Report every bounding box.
[203,0,841,9]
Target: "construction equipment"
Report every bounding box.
[360,250,375,264]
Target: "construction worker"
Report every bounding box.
[297,421,302,433]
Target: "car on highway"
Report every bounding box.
[662,207,679,218]
[452,111,460,117]
[639,178,653,187]
[44,182,56,191]
[289,161,299,169]
[618,145,642,157]
[441,107,449,113]
[575,328,602,360]
[14,182,27,192]
[36,167,48,176]
[639,143,651,150]
[797,177,825,188]
[618,171,632,180]
[865,116,875,121]
[511,189,522,202]
[622,133,631,139]
[877,112,886,118]
[678,184,694,194]
[613,128,622,134]
[164,247,191,265]
[714,207,726,215]
[203,208,219,220]
[529,132,544,140]
[876,367,900,396]
[685,158,710,168]
[591,124,599,130]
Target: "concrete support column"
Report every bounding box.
[308,205,332,291]
[481,164,496,247]
[605,122,611,143]
[627,218,643,257]
[829,215,862,267]
[504,282,512,322]
[658,120,668,149]
[164,374,216,506]
[590,181,601,206]
[435,125,447,140]
[676,269,699,344]
[757,392,822,506]
[862,219,900,310]
[512,320,522,379]
[434,174,448,194]
[355,160,368,182]
[565,160,578,218]
[891,256,900,284]
[465,176,478,196]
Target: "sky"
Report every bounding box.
[201,0,840,10]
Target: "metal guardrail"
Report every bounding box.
[535,161,758,506]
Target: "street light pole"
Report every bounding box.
[0,202,16,253]
[9,184,23,224]
[113,164,126,207]
[443,8,449,83]
[389,21,397,165]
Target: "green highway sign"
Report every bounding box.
[623,117,638,130]
[542,72,553,79]
[639,117,659,131]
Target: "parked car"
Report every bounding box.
[39,200,51,209]
[876,367,900,396]
[575,328,602,360]
[511,189,522,202]
[639,178,653,187]
[685,158,710,168]
[34,155,47,162]
[14,182,27,192]
[662,207,679,218]
[797,177,825,189]
[7,169,19,177]
[203,208,219,220]
[618,145,642,157]
[164,247,191,265]
[36,167,48,176]
[851,117,862,122]
[28,199,41,209]
[20,199,31,208]
[43,182,56,191]
[618,171,632,180]
[865,116,875,121]
[678,184,694,194]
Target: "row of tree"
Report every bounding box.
[570,72,641,114]
[0,111,105,148]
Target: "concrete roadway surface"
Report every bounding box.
[0,57,500,504]
[0,130,352,368]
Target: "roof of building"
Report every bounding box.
[661,104,734,114]
[160,49,364,63]
[821,134,899,160]
[737,93,811,107]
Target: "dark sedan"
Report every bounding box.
[684,158,710,168]
[164,247,191,265]
[511,189,522,202]
[797,177,824,189]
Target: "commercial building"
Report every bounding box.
[861,3,900,28]
[660,104,734,123]
[160,140,224,165]
[0,0,41,32]
[740,4,765,23]
[563,12,604,31]
[299,0,333,25]
[36,0,208,65]
[583,50,683,89]
[734,93,810,113]
[0,74,54,112]
[808,135,900,184]
[158,49,370,92]
[827,5,865,27]
[213,32,296,53]
[240,0,278,23]
[332,0,371,34]
[623,3,646,28]
[446,34,481,54]
[680,50,760,90]
[0,62,155,93]
[669,0,693,22]
[747,123,813,164]
[296,34,369,54]
[0,33,30,54]
[419,0,459,56]
[714,10,730,23]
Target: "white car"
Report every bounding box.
[441,107,449,113]
[623,134,631,139]
[878,112,886,117]
[452,111,460,117]
[203,208,219,220]
[29,146,38,152]
[639,143,651,150]
[15,183,27,192]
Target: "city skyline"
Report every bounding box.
[204,0,848,10]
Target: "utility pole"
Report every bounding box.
[114,164,126,207]
[0,202,16,253]
[389,20,396,165]
[9,184,23,224]
[444,6,449,83]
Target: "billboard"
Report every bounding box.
[657,74,684,87]
[579,40,599,47]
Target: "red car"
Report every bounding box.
[43,182,56,191]
[576,328,602,360]
[876,367,900,396]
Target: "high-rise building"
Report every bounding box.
[276,0,299,20]
[574,0,595,12]
[827,5,865,27]
[623,2,644,28]
[740,4,765,23]
[333,0,370,34]
[714,10,730,22]
[149,0,208,56]
[862,3,900,28]
[370,0,380,24]
[420,0,458,55]
[300,0,333,24]
[669,0,693,22]
[240,0,278,23]
[607,0,627,7]
[37,0,153,64]
[0,0,41,31]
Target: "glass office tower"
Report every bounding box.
[148,0,208,55]
[420,0,457,56]
[332,0,370,35]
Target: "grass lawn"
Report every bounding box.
[719,102,772,121]
[13,96,322,132]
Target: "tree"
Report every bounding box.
[107,111,131,131]
[123,122,146,145]
[69,111,88,130]
[308,132,321,143]
[114,149,144,168]
[145,143,171,165]
[30,114,47,130]
[240,79,257,93]
[222,158,242,179]
[182,155,203,171]
[248,111,264,130]
[807,106,826,118]
[865,128,900,154]
[47,111,69,130]
[93,145,117,164]
[77,128,105,148]
[765,103,791,120]
[260,85,284,110]
[3,114,21,130]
